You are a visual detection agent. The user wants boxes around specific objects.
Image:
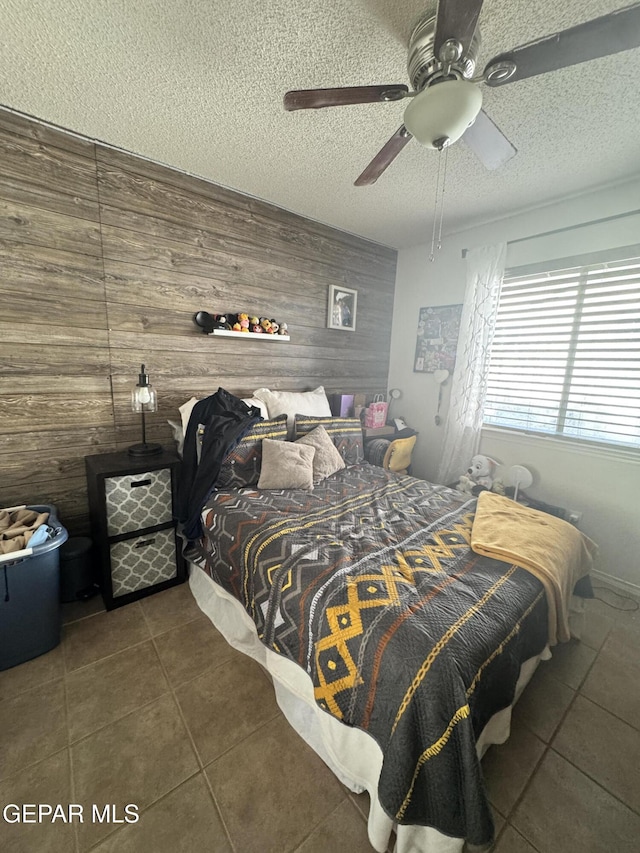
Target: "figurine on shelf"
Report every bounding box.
[278,322,288,337]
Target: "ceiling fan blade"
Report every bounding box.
[354,126,413,186]
[434,0,485,59]
[284,85,409,111]
[484,2,640,87]
[462,109,517,170]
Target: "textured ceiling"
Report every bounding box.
[1,0,639,248]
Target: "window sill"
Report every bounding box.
[481,426,640,465]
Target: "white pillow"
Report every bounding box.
[178,395,267,436]
[242,397,269,419]
[167,419,185,456]
[257,438,315,491]
[179,397,200,436]
[253,386,331,432]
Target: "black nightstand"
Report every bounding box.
[85,449,186,610]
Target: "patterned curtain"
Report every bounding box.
[436,243,507,485]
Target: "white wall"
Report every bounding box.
[388,177,640,592]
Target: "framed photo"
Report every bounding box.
[327,285,357,331]
[413,303,463,373]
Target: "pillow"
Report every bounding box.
[217,415,288,489]
[179,395,268,436]
[295,425,345,483]
[179,396,200,436]
[167,419,185,456]
[242,397,269,419]
[294,416,364,466]
[253,386,331,432]
[258,439,315,491]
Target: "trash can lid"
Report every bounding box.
[60,537,92,559]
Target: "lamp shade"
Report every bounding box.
[403,79,482,148]
[128,364,162,456]
[131,365,157,413]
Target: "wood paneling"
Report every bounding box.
[0,109,397,535]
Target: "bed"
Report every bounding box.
[178,391,593,853]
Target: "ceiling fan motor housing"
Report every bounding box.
[407,13,481,90]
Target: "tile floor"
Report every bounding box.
[0,581,639,853]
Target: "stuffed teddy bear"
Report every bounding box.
[455,473,477,495]
[278,322,288,336]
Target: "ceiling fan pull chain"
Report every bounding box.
[429,149,444,262]
[437,145,449,251]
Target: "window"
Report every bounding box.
[483,248,640,450]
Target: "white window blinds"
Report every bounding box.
[483,251,640,450]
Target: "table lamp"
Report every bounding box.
[128,364,162,456]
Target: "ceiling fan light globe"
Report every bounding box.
[403,79,482,148]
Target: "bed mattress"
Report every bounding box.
[189,466,552,847]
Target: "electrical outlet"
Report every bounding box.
[567,510,582,525]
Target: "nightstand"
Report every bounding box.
[85,449,186,610]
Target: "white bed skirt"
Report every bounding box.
[189,563,552,853]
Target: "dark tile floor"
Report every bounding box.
[0,582,638,852]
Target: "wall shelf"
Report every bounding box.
[206,329,290,341]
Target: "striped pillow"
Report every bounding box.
[217,415,288,488]
[294,415,364,466]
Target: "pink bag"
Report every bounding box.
[364,395,389,428]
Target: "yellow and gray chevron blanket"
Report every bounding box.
[193,467,572,847]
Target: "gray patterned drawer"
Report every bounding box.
[105,468,172,536]
[109,528,177,598]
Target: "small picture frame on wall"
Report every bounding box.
[327,285,357,331]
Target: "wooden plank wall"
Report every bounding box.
[0,110,397,535]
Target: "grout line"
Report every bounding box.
[149,633,202,769]
[289,796,351,852]
[201,769,239,853]
[489,669,580,825]
[0,678,69,786]
[62,604,107,627]
[574,689,640,734]
[200,707,283,770]
[59,637,80,853]
[501,638,603,844]
[546,743,640,819]
[145,611,206,640]
[147,624,238,853]
[65,686,172,747]
[63,635,151,678]
[0,669,63,703]
[69,606,214,851]
[502,823,545,853]
[81,768,202,853]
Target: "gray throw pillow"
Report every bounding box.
[257,438,315,490]
[295,425,345,483]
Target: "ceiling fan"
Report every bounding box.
[284,1,640,185]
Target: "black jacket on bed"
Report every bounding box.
[178,388,261,540]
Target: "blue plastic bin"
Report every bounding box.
[0,505,68,671]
